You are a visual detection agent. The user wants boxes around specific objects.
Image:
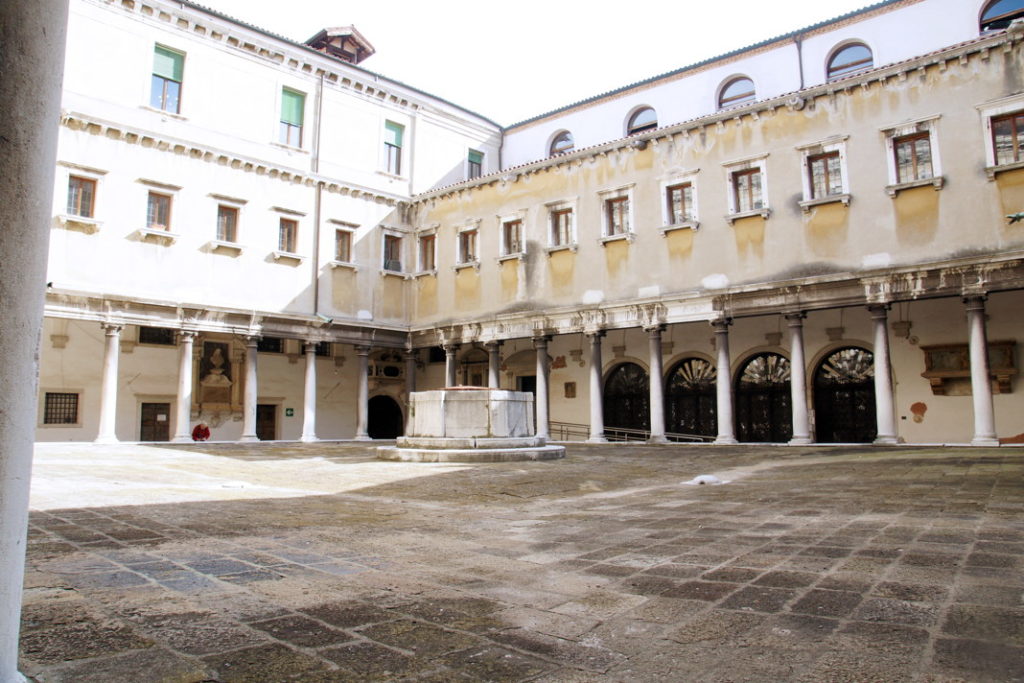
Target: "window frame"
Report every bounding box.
[826,42,874,81]
[137,326,178,346]
[146,190,173,231]
[382,231,404,273]
[278,217,298,254]
[455,221,480,269]
[150,44,185,114]
[545,199,578,253]
[722,154,770,223]
[136,179,181,244]
[625,106,658,136]
[279,87,305,148]
[980,0,1024,32]
[383,121,405,177]
[66,175,97,219]
[718,76,756,110]
[598,185,635,244]
[659,170,700,233]
[417,231,437,274]
[57,163,106,233]
[880,115,943,195]
[39,390,82,428]
[498,213,526,260]
[796,136,851,210]
[216,204,239,244]
[549,130,575,156]
[467,149,483,180]
[978,94,1024,178]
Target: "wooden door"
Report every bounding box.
[140,402,171,442]
[256,404,277,441]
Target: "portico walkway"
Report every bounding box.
[20,442,1024,681]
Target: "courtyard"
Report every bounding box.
[18,442,1024,681]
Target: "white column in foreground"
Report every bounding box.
[300,341,318,442]
[965,296,999,446]
[712,319,737,444]
[95,323,123,444]
[239,335,260,442]
[171,331,196,443]
[869,304,898,445]
[786,312,812,445]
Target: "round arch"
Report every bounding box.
[664,355,717,438]
[825,40,874,80]
[548,129,575,156]
[602,361,649,432]
[368,393,404,439]
[734,351,792,442]
[625,105,658,136]
[717,75,756,110]
[980,0,1024,32]
[813,346,876,443]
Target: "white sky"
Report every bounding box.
[195,0,879,126]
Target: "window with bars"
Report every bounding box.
[418,233,436,271]
[43,392,79,425]
[550,208,573,247]
[335,229,352,262]
[468,149,483,179]
[280,89,304,147]
[992,111,1024,166]
[151,45,184,113]
[666,182,694,224]
[67,176,96,218]
[279,218,298,253]
[458,229,478,264]
[893,133,933,183]
[807,151,843,199]
[315,341,332,357]
[138,326,177,345]
[147,191,172,230]
[384,121,404,175]
[502,219,523,255]
[217,205,238,242]
[731,168,764,212]
[257,337,283,353]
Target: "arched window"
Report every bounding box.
[735,352,791,442]
[827,43,873,80]
[603,362,650,433]
[665,357,717,438]
[981,0,1024,31]
[626,107,657,136]
[718,77,756,109]
[549,130,574,156]
[813,347,876,443]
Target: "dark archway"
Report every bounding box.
[735,352,792,442]
[814,347,876,443]
[665,357,717,438]
[603,362,649,432]
[368,395,404,439]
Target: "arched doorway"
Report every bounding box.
[735,352,792,442]
[603,362,649,432]
[813,347,876,443]
[368,395,404,439]
[665,357,717,438]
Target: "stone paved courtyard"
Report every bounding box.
[18,442,1024,682]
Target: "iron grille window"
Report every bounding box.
[258,337,283,353]
[43,392,79,425]
[315,341,332,357]
[138,326,177,345]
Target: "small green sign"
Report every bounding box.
[285,408,294,417]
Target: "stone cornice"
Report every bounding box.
[61,111,409,207]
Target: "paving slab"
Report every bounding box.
[17,441,1024,681]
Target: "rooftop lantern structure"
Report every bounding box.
[304,26,375,65]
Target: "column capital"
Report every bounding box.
[303,340,317,352]
[784,310,807,323]
[533,334,552,346]
[242,334,260,346]
[402,347,417,360]
[584,328,605,339]
[963,294,988,309]
[354,344,372,356]
[710,317,733,332]
[642,323,666,334]
[177,329,197,342]
[867,303,891,317]
[442,342,461,353]
[483,339,504,349]
[101,322,124,335]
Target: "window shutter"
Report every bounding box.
[281,89,305,126]
[153,46,184,81]
[468,150,483,164]
[384,121,404,147]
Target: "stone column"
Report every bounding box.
[354,345,371,440]
[647,326,667,443]
[300,341,318,442]
[239,336,260,442]
[171,331,196,443]
[965,296,998,446]
[444,343,460,387]
[712,319,737,444]
[486,341,503,389]
[586,331,607,442]
[404,348,417,397]
[0,2,68,677]
[786,312,812,445]
[534,335,551,440]
[94,323,123,444]
[869,304,898,445]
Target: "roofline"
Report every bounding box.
[503,0,911,131]
[178,1,501,129]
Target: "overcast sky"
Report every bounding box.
[196,0,879,126]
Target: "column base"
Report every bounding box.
[353,435,372,441]
[714,436,738,445]
[170,436,194,444]
[299,435,319,443]
[873,435,899,445]
[93,435,119,444]
[586,436,608,443]
[238,435,260,442]
[971,436,1000,447]
[648,435,669,444]
[788,436,813,446]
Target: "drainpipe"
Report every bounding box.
[311,73,325,315]
[794,35,805,91]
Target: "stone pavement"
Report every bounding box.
[19,442,1024,682]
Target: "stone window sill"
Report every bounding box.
[140,105,187,121]
[412,269,436,278]
[799,194,851,212]
[885,176,944,196]
[271,250,304,264]
[376,170,407,181]
[330,260,358,271]
[660,221,699,235]
[136,227,178,245]
[57,214,102,234]
[454,260,480,271]
[985,160,1024,180]
[381,269,410,279]
[497,252,525,262]
[209,240,243,256]
[545,244,577,255]
[270,141,308,154]
[599,232,634,245]
[725,208,771,225]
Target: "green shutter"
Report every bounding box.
[384,121,404,147]
[153,46,184,81]
[468,149,483,164]
[281,89,305,126]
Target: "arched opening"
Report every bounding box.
[549,130,574,155]
[665,357,717,438]
[603,362,649,433]
[718,76,756,109]
[368,395,404,439]
[735,352,792,442]
[827,42,873,80]
[813,347,876,443]
[459,346,488,387]
[626,107,657,136]
[981,0,1024,32]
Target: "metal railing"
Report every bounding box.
[549,421,713,443]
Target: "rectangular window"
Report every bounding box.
[280,89,304,147]
[279,218,297,253]
[384,121,404,175]
[147,191,172,230]
[67,176,96,218]
[731,168,763,213]
[605,196,630,236]
[807,151,843,199]
[458,229,478,263]
[138,326,177,345]
[468,149,483,180]
[419,234,436,271]
[502,219,523,255]
[666,183,693,224]
[551,208,573,247]
[315,341,332,357]
[217,205,238,242]
[893,133,933,183]
[257,337,283,353]
[151,45,184,113]
[383,234,402,271]
[992,111,1024,166]
[43,392,79,425]
[335,229,352,262]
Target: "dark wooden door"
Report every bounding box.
[603,362,650,432]
[256,404,277,441]
[665,357,717,438]
[140,402,171,442]
[735,353,792,443]
[814,347,876,443]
